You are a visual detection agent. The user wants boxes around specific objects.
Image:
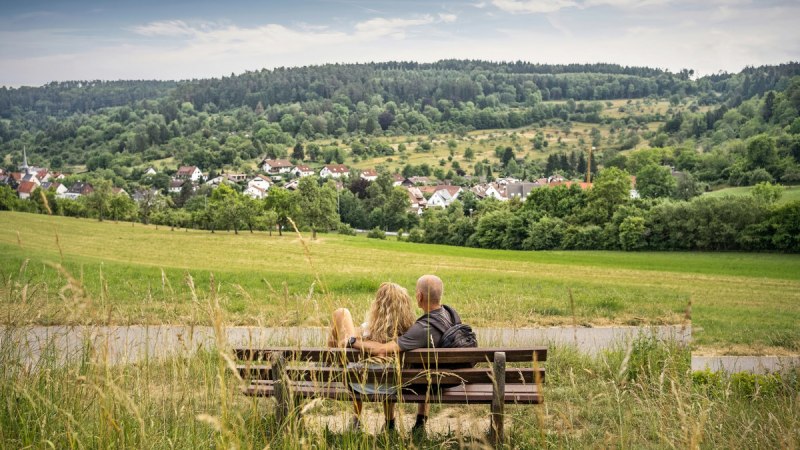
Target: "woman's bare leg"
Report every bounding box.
[329,308,357,348]
[328,308,363,426]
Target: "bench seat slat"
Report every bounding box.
[238,364,545,385]
[234,347,547,364]
[243,381,542,405]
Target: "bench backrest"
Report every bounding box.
[234,346,547,367]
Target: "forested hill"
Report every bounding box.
[3,60,798,118]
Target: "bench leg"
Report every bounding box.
[490,351,506,445]
[270,353,289,425]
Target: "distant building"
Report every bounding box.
[320,164,349,179]
[16,181,37,200]
[359,169,378,182]
[176,166,204,182]
[427,185,462,208]
[505,182,538,200]
[64,182,94,200]
[247,175,272,191]
[261,159,294,174]
[293,165,315,178]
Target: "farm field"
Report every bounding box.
[2,212,799,354]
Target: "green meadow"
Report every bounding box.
[2,212,799,354]
[703,185,800,204]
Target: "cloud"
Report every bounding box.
[491,0,670,14]
[131,20,199,37]
[491,0,578,14]
[354,16,437,38]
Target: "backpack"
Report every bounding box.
[427,305,478,348]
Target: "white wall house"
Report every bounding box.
[359,169,378,182]
[320,164,349,179]
[244,185,267,199]
[261,159,294,174]
[427,186,462,208]
[293,165,315,178]
[176,166,204,182]
[248,175,272,191]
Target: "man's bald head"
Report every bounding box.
[416,275,443,307]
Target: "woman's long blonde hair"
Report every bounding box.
[366,282,416,344]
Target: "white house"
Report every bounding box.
[41,181,69,197]
[427,186,462,208]
[320,164,349,179]
[176,166,204,182]
[392,173,405,187]
[144,167,157,176]
[472,183,507,201]
[247,175,272,191]
[16,181,37,200]
[293,165,315,178]
[169,179,186,194]
[244,185,267,199]
[261,159,294,174]
[406,187,427,215]
[359,169,378,182]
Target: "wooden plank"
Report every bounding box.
[234,347,547,365]
[238,364,545,385]
[244,381,542,405]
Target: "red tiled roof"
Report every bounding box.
[17,181,37,194]
[263,159,293,168]
[435,185,462,196]
[295,165,313,172]
[177,166,198,175]
[324,164,349,173]
[360,169,378,177]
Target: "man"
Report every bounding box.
[341,274,464,434]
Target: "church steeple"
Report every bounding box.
[22,147,30,175]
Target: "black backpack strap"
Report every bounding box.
[442,305,461,325]
[423,306,456,340]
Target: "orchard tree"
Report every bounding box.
[265,187,297,236]
[85,179,113,221]
[296,177,338,239]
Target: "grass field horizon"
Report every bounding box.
[2,211,799,355]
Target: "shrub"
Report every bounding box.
[366,227,386,240]
[336,223,356,236]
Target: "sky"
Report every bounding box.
[0,0,798,87]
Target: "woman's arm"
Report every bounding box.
[351,337,400,356]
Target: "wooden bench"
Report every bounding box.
[233,346,547,441]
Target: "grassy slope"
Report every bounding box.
[703,185,800,204]
[1,212,799,353]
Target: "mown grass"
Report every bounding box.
[2,212,800,353]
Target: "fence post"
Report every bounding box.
[490,351,506,445]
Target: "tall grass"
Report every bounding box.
[3,324,797,448]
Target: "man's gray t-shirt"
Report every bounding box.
[396,305,462,351]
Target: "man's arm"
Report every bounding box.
[351,337,400,356]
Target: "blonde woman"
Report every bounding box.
[328,282,416,432]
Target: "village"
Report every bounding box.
[2,149,615,220]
